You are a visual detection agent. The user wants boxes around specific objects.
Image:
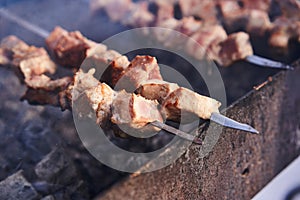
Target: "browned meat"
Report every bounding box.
[0,35,73,109]
[268,17,300,49]
[176,17,203,36]
[245,9,272,35]
[276,0,300,19]
[178,0,218,24]
[121,2,155,27]
[69,68,99,101]
[84,82,116,125]
[0,49,10,65]
[241,0,272,12]
[217,32,253,66]
[161,87,221,123]
[153,17,203,49]
[218,1,271,35]
[91,0,154,27]
[101,55,130,87]
[111,90,163,134]
[153,18,180,44]
[69,69,163,133]
[95,0,132,21]
[136,79,179,103]
[46,26,94,68]
[0,35,58,89]
[22,76,72,108]
[114,55,163,92]
[135,80,221,123]
[85,48,124,82]
[185,25,227,60]
[46,27,129,85]
[155,0,174,24]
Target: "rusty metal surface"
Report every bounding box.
[97,60,300,200]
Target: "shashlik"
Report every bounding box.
[0,35,224,137]
[90,0,300,61]
[46,23,253,68]
[45,28,223,123]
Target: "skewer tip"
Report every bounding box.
[245,55,294,70]
[249,128,260,135]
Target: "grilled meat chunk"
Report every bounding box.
[161,87,221,123]
[217,32,253,66]
[114,55,163,92]
[136,79,179,103]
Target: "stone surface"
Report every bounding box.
[97,61,300,200]
[0,170,39,200]
[34,148,77,184]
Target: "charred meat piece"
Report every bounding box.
[0,36,72,109]
[22,76,72,108]
[276,0,300,19]
[46,26,94,68]
[218,1,272,35]
[84,82,116,126]
[91,0,132,21]
[114,55,163,92]
[155,0,175,24]
[68,68,99,101]
[101,55,130,87]
[217,32,253,67]
[153,17,203,48]
[90,0,154,27]
[241,0,272,12]
[46,27,128,84]
[111,91,163,134]
[121,2,155,27]
[0,35,58,89]
[178,0,218,24]
[185,25,227,60]
[268,17,300,49]
[136,79,179,103]
[153,18,180,44]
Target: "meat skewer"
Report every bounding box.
[44,27,259,134]
[0,11,259,135]
[0,36,201,144]
[88,0,294,70]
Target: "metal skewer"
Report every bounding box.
[0,8,259,143]
[210,112,259,134]
[151,121,202,144]
[0,8,50,38]
[246,55,294,70]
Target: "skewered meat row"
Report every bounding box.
[154,19,254,66]
[43,28,225,121]
[174,0,300,49]
[47,22,252,68]
[0,35,221,130]
[217,0,272,35]
[90,0,300,53]
[45,28,222,122]
[90,0,154,27]
[0,33,258,134]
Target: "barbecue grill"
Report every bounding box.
[0,0,299,199]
